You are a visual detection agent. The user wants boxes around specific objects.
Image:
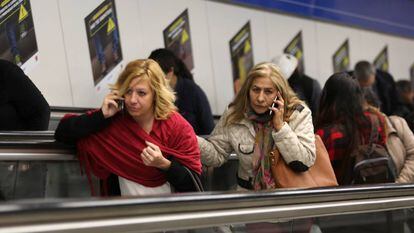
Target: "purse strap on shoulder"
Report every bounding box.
[269,148,281,166]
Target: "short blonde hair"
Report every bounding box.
[226,62,304,125]
[111,59,177,120]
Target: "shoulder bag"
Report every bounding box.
[269,134,338,188]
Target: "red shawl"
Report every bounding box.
[64,110,201,194]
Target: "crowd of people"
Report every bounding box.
[1,48,414,198]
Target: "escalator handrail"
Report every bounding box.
[0,184,414,232]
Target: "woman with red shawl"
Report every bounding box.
[55,59,202,196]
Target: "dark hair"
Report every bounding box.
[354,61,376,82]
[396,80,412,93]
[148,48,193,81]
[361,86,381,108]
[317,72,366,154]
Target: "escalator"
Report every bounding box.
[0,107,413,232]
[0,183,413,232]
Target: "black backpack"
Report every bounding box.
[352,114,396,184]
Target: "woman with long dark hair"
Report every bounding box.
[149,49,214,135]
[316,72,387,185]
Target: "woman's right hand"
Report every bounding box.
[101,90,123,119]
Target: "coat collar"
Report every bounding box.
[385,116,397,135]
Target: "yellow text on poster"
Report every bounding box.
[1,0,11,7]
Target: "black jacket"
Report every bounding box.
[288,70,321,116]
[175,78,215,135]
[0,59,50,130]
[373,70,400,116]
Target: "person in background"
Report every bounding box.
[0,59,50,130]
[316,72,387,185]
[353,61,399,115]
[272,54,321,117]
[375,69,400,115]
[0,59,50,200]
[149,48,215,135]
[362,86,414,183]
[385,115,414,184]
[394,80,414,131]
[353,61,376,88]
[55,59,201,196]
[198,62,315,191]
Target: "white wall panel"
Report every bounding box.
[358,30,389,67]
[315,22,362,85]
[265,13,319,84]
[137,0,218,114]
[115,0,142,64]
[206,1,268,114]
[385,36,414,80]
[28,0,73,106]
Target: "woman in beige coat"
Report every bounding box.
[386,115,414,183]
[198,62,315,190]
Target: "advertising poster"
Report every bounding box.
[85,0,123,90]
[373,46,388,72]
[284,31,304,73]
[0,0,38,72]
[163,9,193,70]
[332,39,350,73]
[229,21,253,94]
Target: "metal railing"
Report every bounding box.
[0,184,413,232]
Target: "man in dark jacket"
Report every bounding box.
[0,59,50,130]
[353,61,400,115]
[0,59,50,200]
[374,69,400,115]
[394,80,414,131]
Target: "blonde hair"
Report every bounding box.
[111,59,177,120]
[226,62,304,125]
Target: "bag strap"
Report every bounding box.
[388,116,401,140]
[269,149,281,166]
[367,113,380,145]
[183,166,204,192]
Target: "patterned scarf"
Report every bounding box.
[246,109,276,190]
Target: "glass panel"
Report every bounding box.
[0,161,99,200]
[309,210,409,233]
[167,209,413,233]
[203,160,239,191]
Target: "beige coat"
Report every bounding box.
[198,105,316,182]
[386,115,414,183]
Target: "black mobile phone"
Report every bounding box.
[116,99,124,111]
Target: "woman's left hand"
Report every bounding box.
[270,91,285,131]
[140,141,171,170]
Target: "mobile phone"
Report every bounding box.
[115,99,124,111]
[269,97,278,115]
